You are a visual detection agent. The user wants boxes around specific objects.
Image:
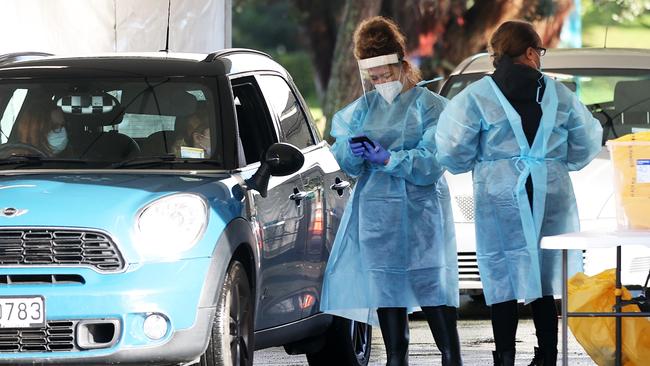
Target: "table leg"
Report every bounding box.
[615,245,622,366]
[562,248,568,366]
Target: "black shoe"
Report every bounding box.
[528,346,557,366]
[422,306,463,365]
[377,307,409,366]
[493,349,515,366]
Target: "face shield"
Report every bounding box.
[358,53,403,105]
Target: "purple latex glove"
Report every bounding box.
[362,140,390,165]
[348,138,366,157]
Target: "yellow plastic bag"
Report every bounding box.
[607,132,650,230]
[568,269,650,365]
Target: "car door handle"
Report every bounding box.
[330,177,350,196]
[289,187,308,205]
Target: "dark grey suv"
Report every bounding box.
[0,49,370,366]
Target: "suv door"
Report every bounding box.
[231,75,307,329]
[257,74,352,319]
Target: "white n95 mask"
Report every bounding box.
[375,80,403,104]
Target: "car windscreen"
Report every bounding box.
[0,77,224,169]
[440,69,650,144]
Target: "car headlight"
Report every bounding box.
[135,194,208,256]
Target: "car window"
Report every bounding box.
[0,88,27,144]
[231,76,277,165]
[257,75,314,149]
[0,78,224,168]
[440,69,650,143]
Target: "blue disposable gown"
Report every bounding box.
[435,76,603,305]
[320,87,459,326]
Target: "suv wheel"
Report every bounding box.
[200,260,254,366]
[306,316,371,366]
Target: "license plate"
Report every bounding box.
[0,296,45,328]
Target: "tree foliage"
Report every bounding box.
[585,0,650,23]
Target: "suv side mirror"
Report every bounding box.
[246,143,304,198]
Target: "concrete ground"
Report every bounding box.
[253,296,596,365]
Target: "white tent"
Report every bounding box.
[0,0,231,55]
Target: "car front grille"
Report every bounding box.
[0,228,124,271]
[0,321,78,353]
[458,251,481,282]
[0,274,85,285]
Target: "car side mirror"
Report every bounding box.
[246,143,304,198]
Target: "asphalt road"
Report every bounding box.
[253,296,597,366]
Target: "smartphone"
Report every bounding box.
[350,136,376,149]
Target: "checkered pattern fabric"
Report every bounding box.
[57,95,116,114]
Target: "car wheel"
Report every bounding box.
[199,260,254,366]
[306,316,371,366]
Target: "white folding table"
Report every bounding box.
[541,230,650,366]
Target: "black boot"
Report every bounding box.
[377,307,409,366]
[492,349,515,366]
[422,306,463,365]
[527,347,557,366]
[530,296,558,366]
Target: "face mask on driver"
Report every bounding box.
[47,127,68,154]
[375,80,403,104]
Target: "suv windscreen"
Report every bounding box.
[441,69,650,143]
[0,77,224,169]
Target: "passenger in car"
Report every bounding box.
[12,99,69,156]
[435,20,603,366]
[320,16,461,366]
[172,106,212,159]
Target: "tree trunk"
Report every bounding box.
[441,0,520,71]
[292,0,343,98]
[534,0,574,47]
[321,0,383,143]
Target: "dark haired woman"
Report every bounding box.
[320,16,461,366]
[436,20,602,366]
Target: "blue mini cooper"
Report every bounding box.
[0,50,371,366]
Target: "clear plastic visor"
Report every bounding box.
[358,53,403,99]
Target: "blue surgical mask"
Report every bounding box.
[47,127,68,154]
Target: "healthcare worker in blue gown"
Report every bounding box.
[320,16,461,366]
[436,20,602,366]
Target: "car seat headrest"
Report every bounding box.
[614,79,650,114]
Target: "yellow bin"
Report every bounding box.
[606,132,650,230]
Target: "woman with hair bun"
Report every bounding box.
[320,16,462,366]
[436,20,602,366]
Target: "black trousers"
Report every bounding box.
[490,295,558,352]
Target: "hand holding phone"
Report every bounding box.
[349,135,376,149]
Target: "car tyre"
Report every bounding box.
[306,316,371,366]
[199,260,254,366]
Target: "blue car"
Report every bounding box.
[0,50,371,365]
